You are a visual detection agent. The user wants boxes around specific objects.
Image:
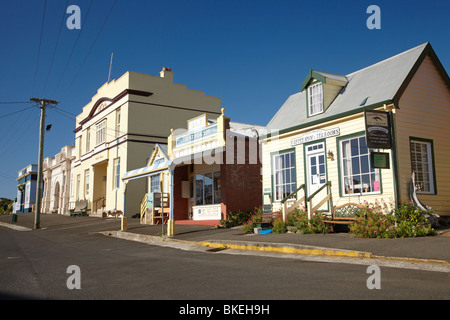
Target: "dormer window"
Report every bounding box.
[308,82,323,116]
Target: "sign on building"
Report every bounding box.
[364,110,392,149]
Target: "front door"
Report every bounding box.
[306,142,328,211]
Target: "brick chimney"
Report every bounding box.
[160,67,173,82]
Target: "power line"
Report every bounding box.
[52,0,94,96]
[31,0,48,97]
[0,101,33,104]
[0,106,36,119]
[59,0,118,100]
[41,0,70,96]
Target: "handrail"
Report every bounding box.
[281,184,306,204]
[307,181,331,202]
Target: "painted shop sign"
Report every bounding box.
[175,124,218,147]
[291,128,340,146]
[364,110,392,149]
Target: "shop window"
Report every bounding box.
[308,82,323,116]
[273,150,296,201]
[195,171,221,205]
[410,138,435,194]
[339,135,380,195]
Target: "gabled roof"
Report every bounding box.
[266,42,449,136]
[300,70,348,91]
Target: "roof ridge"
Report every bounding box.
[346,42,429,77]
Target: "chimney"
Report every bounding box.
[160,67,173,82]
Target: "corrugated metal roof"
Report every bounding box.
[266,42,430,133]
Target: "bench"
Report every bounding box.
[70,200,88,217]
[322,203,365,231]
[254,211,277,230]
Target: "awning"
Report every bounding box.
[122,160,172,182]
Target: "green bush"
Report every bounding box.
[272,209,330,234]
[349,201,435,238]
[220,207,264,231]
[272,216,287,234]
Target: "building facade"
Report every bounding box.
[122,110,263,226]
[14,164,38,213]
[71,68,222,216]
[41,145,75,214]
[261,43,450,218]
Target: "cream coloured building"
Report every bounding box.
[261,43,450,218]
[41,145,75,214]
[71,68,221,216]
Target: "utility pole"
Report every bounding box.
[30,98,58,229]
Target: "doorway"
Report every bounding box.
[305,142,328,211]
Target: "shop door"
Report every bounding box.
[306,142,328,211]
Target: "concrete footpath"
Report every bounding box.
[1,213,449,272]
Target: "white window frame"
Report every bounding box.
[410,139,435,194]
[84,170,90,198]
[339,135,381,196]
[116,108,121,138]
[308,82,324,116]
[272,150,296,202]
[113,158,120,190]
[96,120,106,146]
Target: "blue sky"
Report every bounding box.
[0,0,449,200]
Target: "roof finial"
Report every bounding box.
[221,107,225,115]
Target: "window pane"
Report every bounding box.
[213,172,221,204]
[204,173,213,205]
[351,139,359,156]
[352,157,360,175]
[195,174,204,205]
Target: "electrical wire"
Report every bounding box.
[41,0,70,96]
[31,0,48,97]
[0,106,36,119]
[59,0,118,100]
[52,0,94,96]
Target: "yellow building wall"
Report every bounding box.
[71,69,222,215]
[395,54,450,216]
[263,112,396,214]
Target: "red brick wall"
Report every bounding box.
[221,136,262,220]
[173,165,189,220]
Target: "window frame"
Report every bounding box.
[194,171,221,206]
[337,132,382,197]
[96,119,106,146]
[307,82,324,117]
[409,137,436,195]
[113,158,120,190]
[271,148,297,202]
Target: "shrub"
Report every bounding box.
[349,201,435,238]
[272,215,287,234]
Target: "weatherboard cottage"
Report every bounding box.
[261,42,450,219]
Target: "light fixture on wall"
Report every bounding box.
[327,150,334,161]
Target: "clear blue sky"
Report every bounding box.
[0,0,449,200]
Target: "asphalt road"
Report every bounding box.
[1,222,449,302]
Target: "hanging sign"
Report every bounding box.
[364,110,392,149]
